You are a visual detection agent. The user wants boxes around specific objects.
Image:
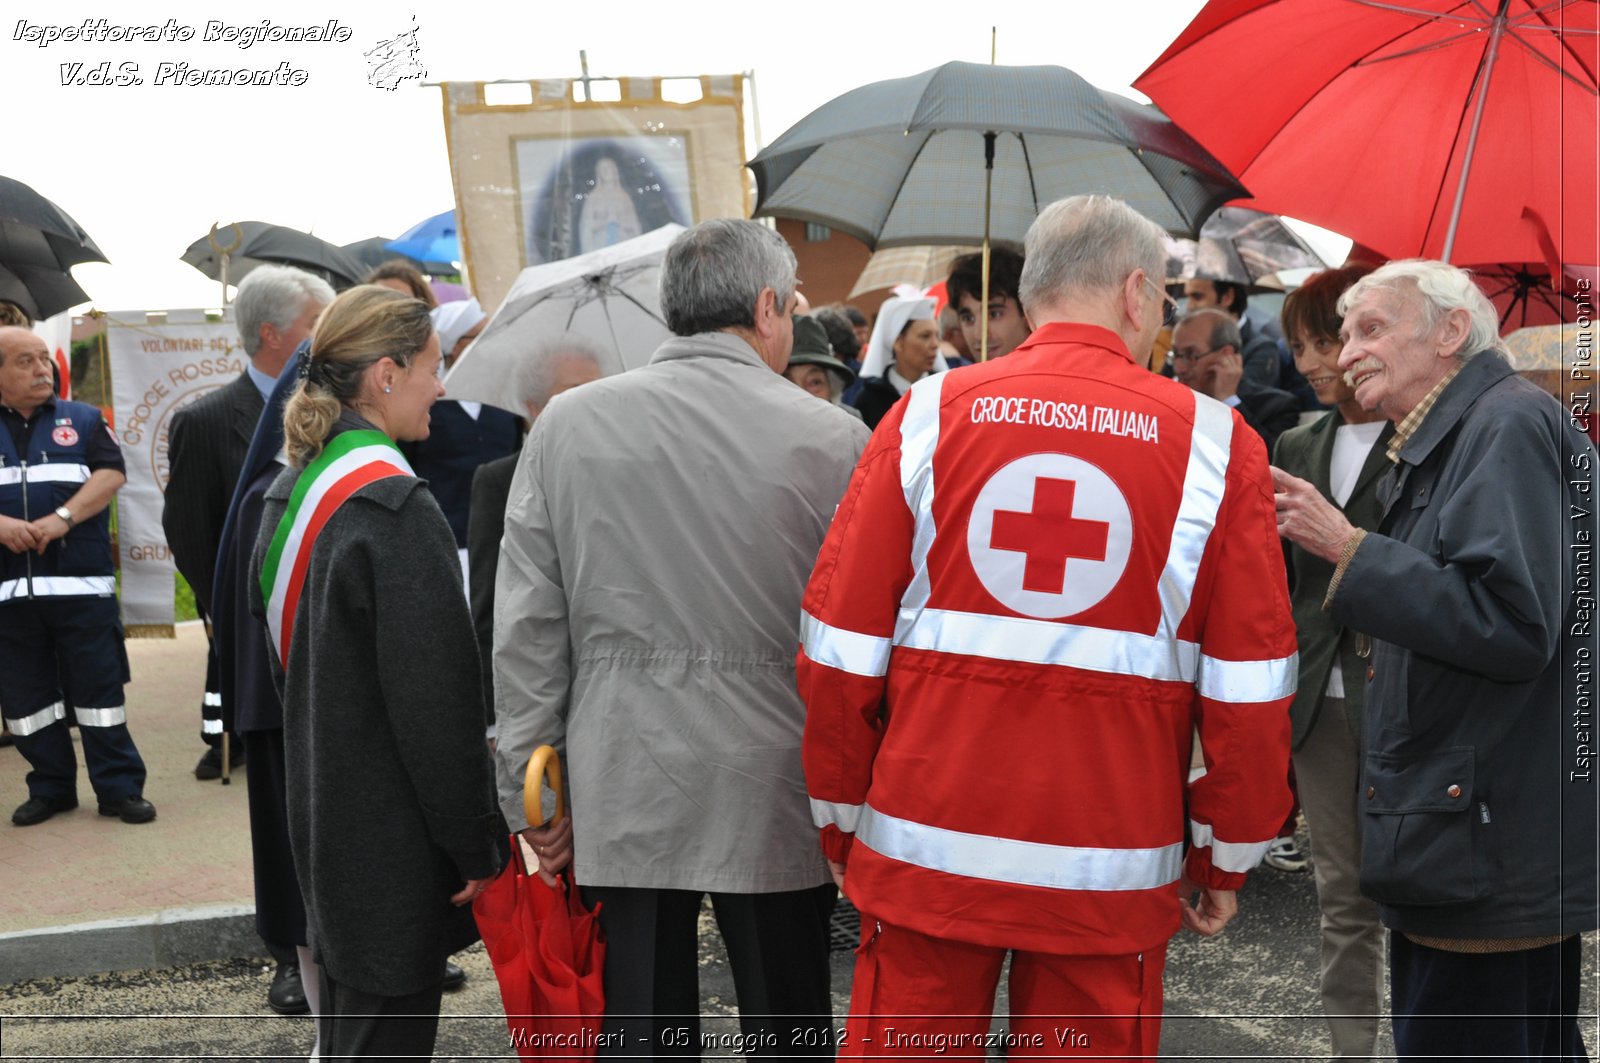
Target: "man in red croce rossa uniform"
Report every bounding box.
[798,194,1296,1058]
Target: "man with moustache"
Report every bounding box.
[0,327,152,828]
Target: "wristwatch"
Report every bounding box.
[54,505,75,529]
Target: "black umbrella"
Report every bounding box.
[748,61,1246,357]
[181,221,368,292]
[341,236,428,275]
[0,176,108,319]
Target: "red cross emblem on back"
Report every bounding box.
[966,453,1133,620]
[990,478,1111,594]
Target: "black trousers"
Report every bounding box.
[582,883,837,1062]
[0,596,143,803]
[316,968,443,1060]
[1391,932,1589,1061]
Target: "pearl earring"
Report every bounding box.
[383,386,392,394]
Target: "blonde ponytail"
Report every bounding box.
[280,285,433,466]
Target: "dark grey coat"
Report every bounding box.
[1330,350,1599,939]
[1272,410,1394,749]
[249,421,502,996]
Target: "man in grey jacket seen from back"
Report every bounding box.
[494,218,871,1059]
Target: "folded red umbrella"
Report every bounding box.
[474,746,606,1059]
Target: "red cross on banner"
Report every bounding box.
[990,477,1111,594]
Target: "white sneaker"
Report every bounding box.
[1262,836,1309,872]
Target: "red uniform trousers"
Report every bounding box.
[843,914,1165,1061]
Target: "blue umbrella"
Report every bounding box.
[386,210,459,269]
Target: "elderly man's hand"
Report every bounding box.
[0,514,39,554]
[1271,466,1359,563]
[519,814,574,887]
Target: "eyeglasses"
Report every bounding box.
[1169,345,1222,365]
[1142,276,1180,314]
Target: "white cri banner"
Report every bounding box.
[106,309,240,633]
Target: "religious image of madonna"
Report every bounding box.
[518,135,691,265]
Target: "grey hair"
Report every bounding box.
[519,334,605,411]
[1175,308,1243,354]
[235,265,335,357]
[1337,259,1506,361]
[659,219,797,336]
[1019,195,1166,317]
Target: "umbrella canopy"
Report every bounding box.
[748,61,1247,250]
[850,245,978,298]
[473,746,605,1060]
[181,221,368,291]
[1136,0,1599,265]
[386,210,459,269]
[1505,320,1588,373]
[1472,262,1598,331]
[0,263,93,322]
[445,224,682,411]
[341,236,427,274]
[1165,206,1327,288]
[0,176,107,319]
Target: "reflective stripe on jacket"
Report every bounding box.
[0,399,115,600]
[798,322,1296,956]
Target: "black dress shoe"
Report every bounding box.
[12,794,77,826]
[268,962,309,1015]
[194,742,245,780]
[442,960,467,991]
[97,796,157,824]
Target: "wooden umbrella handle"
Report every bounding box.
[523,744,565,829]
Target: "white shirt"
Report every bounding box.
[1324,419,1386,697]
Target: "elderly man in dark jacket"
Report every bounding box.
[1273,259,1599,1061]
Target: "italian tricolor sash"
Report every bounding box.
[260,430,414,667]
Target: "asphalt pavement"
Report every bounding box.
[2,624,1596,1060]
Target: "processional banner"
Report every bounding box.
[440,74,748,313]
[106,309,240,634]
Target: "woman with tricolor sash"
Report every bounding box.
[248,285,503,1059]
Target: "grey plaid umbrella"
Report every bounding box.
[747,61,1246,250]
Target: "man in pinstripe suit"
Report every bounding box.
[164,266,331,781]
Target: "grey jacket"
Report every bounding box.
[1272,410,1394,748]
[250,419,502,995]
[493,330,870,892]
[1330,351,1599,938]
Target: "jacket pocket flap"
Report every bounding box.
[1364,748,1473,814]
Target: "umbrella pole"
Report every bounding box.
[208,223,243,306]
[1441,0,1510,263]
[980,131,997,362]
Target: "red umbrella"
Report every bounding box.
[1135,0,1599,266]
[1471,262,1599,331]
[474,746,606,1060]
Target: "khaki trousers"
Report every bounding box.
[1292,696,1387,1058]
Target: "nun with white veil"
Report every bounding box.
[847,291,948,429]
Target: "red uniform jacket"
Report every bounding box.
[798,322,1295,956]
